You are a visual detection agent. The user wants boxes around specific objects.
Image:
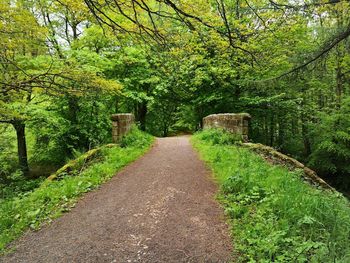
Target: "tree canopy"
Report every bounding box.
[1,0,350,191]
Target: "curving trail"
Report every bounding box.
[1,136,234,263]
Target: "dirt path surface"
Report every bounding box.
[1,136,233,263]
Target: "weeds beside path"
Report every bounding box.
[192,129,350,262]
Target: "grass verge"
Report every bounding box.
[191,129,350,263]
[0,128,153,253]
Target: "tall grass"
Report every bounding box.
[0,128,154,253]
[192,129,350,263]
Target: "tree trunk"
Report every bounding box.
[300,86,312,157]
[269,114,275,146]
[162,121,169,137]
[66,96,80,154]
[277,113,285,151]
[336,54,343,108]
[163,127,168,137]
[301,117,311,157]
[12,120,30,176]
[68,96,79,123]
[138,102,148,131]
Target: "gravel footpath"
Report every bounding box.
[1,136,234,263]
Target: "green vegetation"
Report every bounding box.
[0,128,153,253]
[2,0,350,190]
[1,0,350,259]
[192,129,350,263]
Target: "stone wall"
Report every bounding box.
[111,114,135,143]
[203,113,251,141]
[242,143,334,190]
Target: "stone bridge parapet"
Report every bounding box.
[203,113,251,141]
[111,114,135,143]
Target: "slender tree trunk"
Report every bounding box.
[138,102,148,131]
[301,121,311,157]
[66,96,80,153]
[12,120,30,176]
[336,52,343,108]
[277,113,285,151]
[163,126,168,137]
[301,110,311,157]
[195,106,204,130]
[300,86,312,157]
[269,114,275,146]
[264,115,269,145]
[68,96,79,123]
[43,12,64,59]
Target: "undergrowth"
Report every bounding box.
[192,129,350,263]
[0,128,153,253]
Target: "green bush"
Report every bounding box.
[120,126,154,148]
[308,98,350,189]
[195,129,243,145]
[192,130,350,263]
[0,128,154,253]
[0,125,18,178]
[0,171,44,200]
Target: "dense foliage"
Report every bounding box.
[0,128,153,252]
[192,129,350,262]
[1,0,350,191]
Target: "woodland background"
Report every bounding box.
[1,0,350,194]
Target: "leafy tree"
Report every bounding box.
[2,0,350,189]
[309,98,350,189]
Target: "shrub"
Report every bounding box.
[195,129,242,145]
[120,126,154,148]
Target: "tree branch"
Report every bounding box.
[276,23,350,79]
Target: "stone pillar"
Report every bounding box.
[111,114,135,143]
[203,113,251,141]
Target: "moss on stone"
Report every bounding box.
[242,143,334,191]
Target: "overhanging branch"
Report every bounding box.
[276,23,350,79]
